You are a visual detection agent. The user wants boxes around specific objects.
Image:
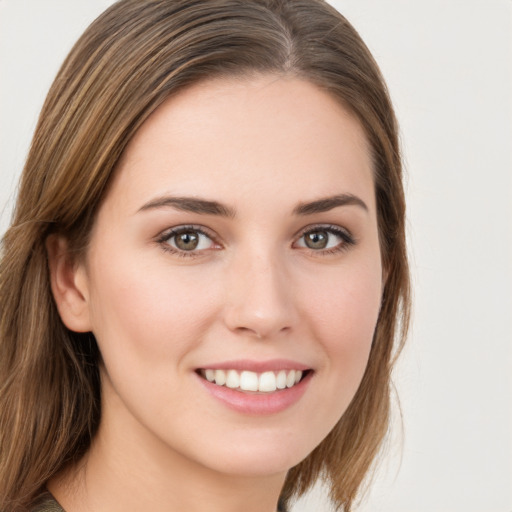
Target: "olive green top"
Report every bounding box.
[31,491,287,511]
[31,492,64,512]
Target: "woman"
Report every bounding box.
[0,1,410,511]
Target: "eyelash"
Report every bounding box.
[156,224,356,258]
[295,224,356,255]
[156,225,218,258]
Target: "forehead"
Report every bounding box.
[108,74,375,215]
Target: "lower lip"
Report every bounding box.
[196,372,312,415]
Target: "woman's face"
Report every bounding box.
[73,75,383,478]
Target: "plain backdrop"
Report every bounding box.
[1,1,511,511]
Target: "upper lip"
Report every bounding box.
[196,359,311,372]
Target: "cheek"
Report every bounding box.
[86,249,221,367]
[301,259,382,378]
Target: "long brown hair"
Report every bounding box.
[0,1,410,510]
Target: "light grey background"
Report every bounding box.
[1,1,511,511]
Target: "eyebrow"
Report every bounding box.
[138,196,236,217]
[293,194,368,215]
[138,193,367,217]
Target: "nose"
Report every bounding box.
[223,248,298,340]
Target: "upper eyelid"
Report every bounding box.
[158,222,350,236]
[157,224,217,240]
[294,223,353,238]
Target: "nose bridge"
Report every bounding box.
[223,242,296,338]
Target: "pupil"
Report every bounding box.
[176,231,199,250]
[306,231,328,249]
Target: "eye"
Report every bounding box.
[158,226,218,255]
[294,225,355,253]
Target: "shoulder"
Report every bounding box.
[30,492,65,512]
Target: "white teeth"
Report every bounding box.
[214,369,226,386]
[258,371,277,392]
[226,370,240,389]
[276,370,287,389]
[203,368,305,393]
[240,371,259,391]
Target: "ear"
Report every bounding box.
[46,234,92,333]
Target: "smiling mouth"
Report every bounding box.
[197,368,310,393]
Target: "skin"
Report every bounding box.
[48,74,383,512]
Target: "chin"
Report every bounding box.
[194,429,319,478]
